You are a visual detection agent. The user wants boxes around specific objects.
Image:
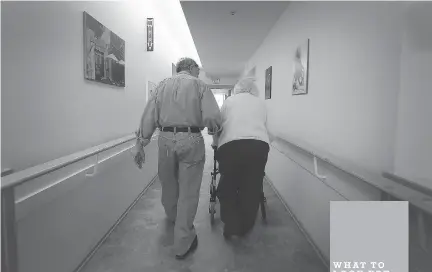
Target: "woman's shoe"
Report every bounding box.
[223,231,232,240]
[223,228,243,240]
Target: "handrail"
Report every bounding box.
[271,136,432,255]
[1,168,14,177]
[1,132,145,272]
[270,142,348,201]
[383,172,432,198]
[270,136,432,215]
[1,134,136,191]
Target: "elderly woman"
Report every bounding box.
[213,77,273,238]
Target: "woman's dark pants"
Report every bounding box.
[216,139,269,236]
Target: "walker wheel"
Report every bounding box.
[209,202,216,214]
[209,202,216,224]
[261,192,267,222]
[210,211,215,224]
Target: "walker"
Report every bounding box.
[209,145,267,224]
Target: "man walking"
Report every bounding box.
[135,57,222,259]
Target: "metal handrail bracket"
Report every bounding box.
[86,154,99,177]
[313,156,327,180]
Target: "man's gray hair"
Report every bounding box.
[176,57,198,73]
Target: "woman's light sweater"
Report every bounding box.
[217,93,270,148]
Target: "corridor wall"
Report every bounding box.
[393,2,432,187]
[1,0,200,172]
[242,1,428,262]
[15,141,159,272]
[245,1,409,173]
[2,1,199,271]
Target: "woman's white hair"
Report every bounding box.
[232,77,259,97]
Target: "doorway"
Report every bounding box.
[211,88,231,108]
[214,93,225,108]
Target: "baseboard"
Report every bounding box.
[74,174,158,272]
[264,175,329,269]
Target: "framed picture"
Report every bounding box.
[292,39,310,95]
[83,12,125,87]
[147,81,157,102]
[265,66,272,100]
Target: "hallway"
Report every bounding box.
[79,134,326,272]
[2,1,432,271]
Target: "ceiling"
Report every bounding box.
[180,1,289,79]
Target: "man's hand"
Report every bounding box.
[211,141,218,148]
[134,147,145,169]
[133,139,146,169]
[211,133,219,147]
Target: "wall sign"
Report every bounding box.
[147,18,154,51]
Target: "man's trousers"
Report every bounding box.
[157,131,205,255]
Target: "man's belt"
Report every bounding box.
[160,127,201,133]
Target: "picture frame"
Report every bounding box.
[292,39,310,95]
[265,66,272,100]
[83,12,125,87]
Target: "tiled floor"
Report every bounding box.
[80,134,327,272]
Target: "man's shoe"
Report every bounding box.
[175,235,198,260]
